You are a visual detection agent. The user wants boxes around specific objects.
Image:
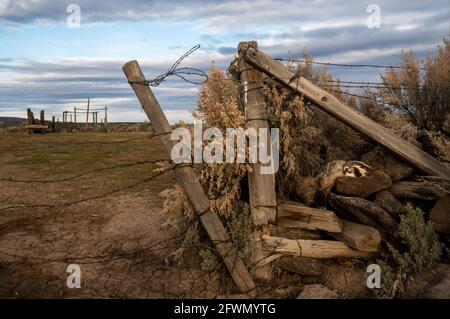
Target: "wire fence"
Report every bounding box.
[273,57,431,71]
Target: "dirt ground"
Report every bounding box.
[0,131,377,299]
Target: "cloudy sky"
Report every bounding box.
[0,0,449,123]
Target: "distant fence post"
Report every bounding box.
[123,60,256,293]
[86,98,90,129]
[27,108,33,134]
[40,110,45,133]
[104,107,108,130]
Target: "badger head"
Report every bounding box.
[342,161,371,178]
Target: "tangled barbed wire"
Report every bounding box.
[128,44,209,87]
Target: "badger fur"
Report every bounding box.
[315,160,371,206]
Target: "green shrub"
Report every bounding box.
[199,202,255,272]
[199,248,220,271]
[226,203,255,269]
[376,204,444,298]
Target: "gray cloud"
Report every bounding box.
[0,0,448,122]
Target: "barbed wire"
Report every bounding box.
[0,164,182,214]
[0,158,168,183]
[274,57,430,71]
[129,44,209,87]
[234,73,433,109]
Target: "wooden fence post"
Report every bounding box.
[40,110,45,133]
[123,60,256,292]
[86,98,90,129]
[237,41,278,281]
[52,116,56,132]
[74,107,77,123]
[104,107,108,129]
[240,44,450,179]
[26,108,33,134]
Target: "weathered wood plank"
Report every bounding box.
[277,202,342,233]
[271,225,323,240]
[327,219,381,252]
[238,41,277,225]
[261,235,374,259]
[240,43,450,179]
[390,181,449,200]
[123,60,255,292]
[238,41,277,281]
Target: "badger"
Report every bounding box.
[315,160,371,206]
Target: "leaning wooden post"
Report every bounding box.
[237,41,278,281]
[26,108,33,134]
[123,60,256,292]
[74,107,77,123]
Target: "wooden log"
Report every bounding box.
[277,202,342,233]
[261,235,374,259]
[374,190,404,218]
[271,225,323,240]
[238,41,277,226]
[328,194,397,231]
[123,60,255,292]
[240,43,450,179]
[390,181,449,200]
[327,219,381,252]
